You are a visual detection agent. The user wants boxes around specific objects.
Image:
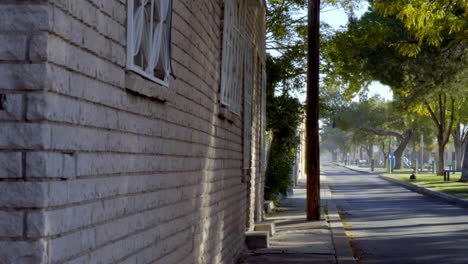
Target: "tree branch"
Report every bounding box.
[361,126,404,140]
[424,101,440,127]
[444,97,456,146]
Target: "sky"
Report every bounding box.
[320,2,394,102]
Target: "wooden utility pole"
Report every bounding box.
[306,0,320,221]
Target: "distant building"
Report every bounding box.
[0,0,267,263]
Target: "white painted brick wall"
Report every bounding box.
[0,0,266,263]
[0,152,22,179]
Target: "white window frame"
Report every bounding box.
[260,68,267,170]
[220,0,246,115]
[243,42,254,169]
[127,0,172,87]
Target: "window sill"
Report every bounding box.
[125,71,174,103]
[217,105,240,124]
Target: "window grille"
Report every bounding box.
[243,43,254,169]
[127,0,173,86]
[260,68,267,170]
[220,0,246,114]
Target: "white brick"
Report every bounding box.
[46,35,125,87]
[0,123,50,149]
[69,0,98,28]
[0,152,22,178]
[0,34,27,60]
[0,4,50,31]
[28,32,48,61]
[26,92,80,123]
[0,1,266,263]
[0,64,48,90]
[0,182,48,208]
[0,94,24,121]
[26,152,76,179]
[48,228,96,263]
[0,240,47,264]
[0,211,23,237]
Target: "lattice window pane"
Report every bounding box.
[220,0,246,115]
[243,42,254,169]
[260,68,267,170]
[127,0,173,86]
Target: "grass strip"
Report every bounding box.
[383,173,468,200]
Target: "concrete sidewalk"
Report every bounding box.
[237,178,356,264]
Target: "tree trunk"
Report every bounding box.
[366,144,373,162]
[393,129,413,169]
[381,141,388,168]
[452,123,468,171]
[437,135,445,175]
[453,132,463,171]
[331,151,338,162]
[460,143,468,182]
[424,95,455,176]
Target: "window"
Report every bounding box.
[127,0,173,86]
[260,68,267,170]
[243,43,254,169]
[220,0,246,115]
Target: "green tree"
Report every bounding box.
[373,0,468,56]
[325,8,468,174]
[321,126,352,162]
[452,98,468,171]
[462,142,468,181]
[265,93,304,202]
[264,0,362,199]
[334,96,417,169]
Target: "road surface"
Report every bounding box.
[324,163,468,264]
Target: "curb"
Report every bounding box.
[336,163,371,174]
[379,175,468,208]
[322,176,357,264]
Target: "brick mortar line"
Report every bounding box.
[173,5,221,65]
[15,116,244,154]
[170,64,219,109]
[0,60,46,64]
[1,117,243,151]
[38,78,243,142]
[170,57,224,105]
[46,34,223,110]
[56,218,194,264]
[40,83,235,138]
[181,0,223,47]
[0,1,48,5]
[171,20,220,74]
[0,175,242,212]
[1,197,199,243]
[46,73,229,138]
[0,166,244,182]
[74,167,245,180]
[114,228,194,264]
[45,30,125,69]
[46,60,124,90]
[46,56,248,140]
[171,28,220,82]
[81,0,126,27]
[50,0,126,45]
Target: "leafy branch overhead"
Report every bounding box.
[373,0,468,56]
[266,0,363,93]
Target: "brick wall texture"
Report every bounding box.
[0,0,266,263]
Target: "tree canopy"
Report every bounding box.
[373,0,468,56]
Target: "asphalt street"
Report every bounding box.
[324,163,468,264]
